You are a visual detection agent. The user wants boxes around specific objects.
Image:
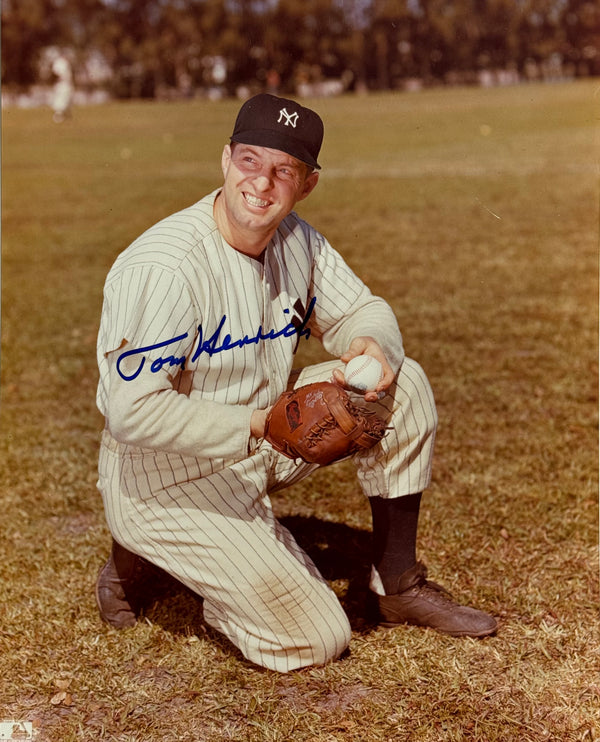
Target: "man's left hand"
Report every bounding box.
[332,336,395,402]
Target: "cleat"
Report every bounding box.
[376,562,497,638]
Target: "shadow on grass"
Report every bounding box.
[141,515,377,639]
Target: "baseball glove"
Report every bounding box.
[264,381,388,466]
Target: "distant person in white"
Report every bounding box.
[51,55,73,122]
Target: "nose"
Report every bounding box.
[253,171,275,191]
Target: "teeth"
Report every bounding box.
[244,193,269,207]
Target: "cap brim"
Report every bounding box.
[231,129,321,170]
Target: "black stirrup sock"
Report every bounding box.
[369,493,422,594]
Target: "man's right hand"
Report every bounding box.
[250,407,272,438]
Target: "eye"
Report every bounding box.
[277,167,296,180]
[234,152,260,170]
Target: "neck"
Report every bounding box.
[213,192,273,258]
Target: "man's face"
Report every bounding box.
[219,143,319,242]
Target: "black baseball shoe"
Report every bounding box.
[376,562,497,638]
[95,540,145,629]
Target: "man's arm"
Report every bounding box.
[105,345,256,459]
[307,233,405,375]
[98,266,258,459]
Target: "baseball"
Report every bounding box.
[344,355,383,392]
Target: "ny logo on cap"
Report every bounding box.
[278,108,299,128]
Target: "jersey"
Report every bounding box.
[96,188,404,474]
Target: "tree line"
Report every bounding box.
[2,0,598,97]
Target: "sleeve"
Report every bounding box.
[97,265,253,460]
[308,233,405,373]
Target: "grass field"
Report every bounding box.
[1,80,598,741]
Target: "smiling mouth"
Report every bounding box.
[243,192,270,208]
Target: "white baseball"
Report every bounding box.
[344,355,383,392]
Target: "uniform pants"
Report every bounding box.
[97,358,437,673]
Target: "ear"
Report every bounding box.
[221,144,232,177]
[297,170,319,202]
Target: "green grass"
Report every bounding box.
[1,80,598,741]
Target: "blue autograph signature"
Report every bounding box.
[116,297,316,381]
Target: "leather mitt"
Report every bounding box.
[264,381,387,466]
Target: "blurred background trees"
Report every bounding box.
[2,0,598,98]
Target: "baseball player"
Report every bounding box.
[95,94,497,672]
[50,55,74,123]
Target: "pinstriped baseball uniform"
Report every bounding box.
[96,189,437,671]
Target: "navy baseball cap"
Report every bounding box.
[230,94,324,170]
